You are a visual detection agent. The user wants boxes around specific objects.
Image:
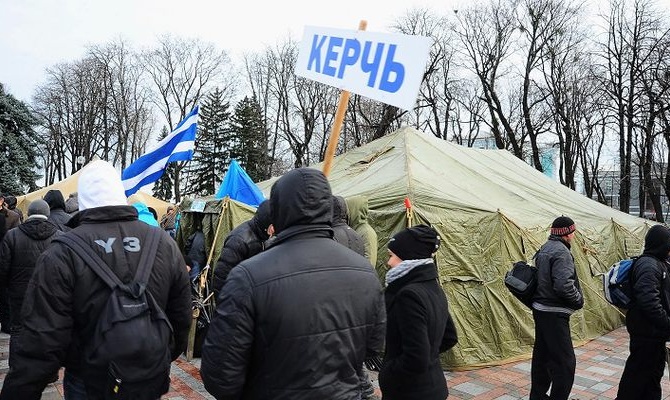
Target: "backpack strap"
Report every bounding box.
[55,229,162,289]
[133,229,162,286]
[56,234,124,289]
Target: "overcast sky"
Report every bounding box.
[1,0,463,103]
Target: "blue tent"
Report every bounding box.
[215,159,265,207]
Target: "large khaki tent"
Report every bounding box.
[257,126,652,369]
[16,167,173,220]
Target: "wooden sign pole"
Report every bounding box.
[322,20,367,177]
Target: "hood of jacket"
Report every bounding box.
[346,195,369,229]
[331,195,348,227]
[132,202,159,227]
[78,160,128,211]
[643,224,670,260]
[251,199,272,240]
[270,168,332,234]
[19,217,59,240]
[43,189,66,211]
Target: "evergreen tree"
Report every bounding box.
[152,126,175,200]
[188,88,232,196]
[229,96,269,182]
[0,83,41,194]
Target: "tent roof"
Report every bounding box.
[259,126,645,230]
[16,166,172,219]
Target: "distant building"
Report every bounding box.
[595,169,669,220]
[470,135,498,150]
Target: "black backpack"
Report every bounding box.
[55,230,173,396]
[505,260,538,308]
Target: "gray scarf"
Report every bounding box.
[385,258,432,286]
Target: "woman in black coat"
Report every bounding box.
[379,224,458,400]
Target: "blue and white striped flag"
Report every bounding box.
[122,105,199,197]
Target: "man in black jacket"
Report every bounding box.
[617,224,670,399]
[201,168,386,400]
[0,160,192,400]
[211,199,272,299]
[0,199,61,333]
[332,195,366,258]
[530,216,583,400]
[43,189,71,231]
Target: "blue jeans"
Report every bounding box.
[63,371,88,400]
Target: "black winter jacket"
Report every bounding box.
[532,236,583,313]
[380,262,458,400]
[0,218,61,331]
[626,256,670,340]
[0,206,192,400]
[201,168,386,400]
[212,212,270,299]
[332,195,366,258]
[44,189,72,231]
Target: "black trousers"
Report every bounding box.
[530,309,576,400]
[0,287,10,333]
[617,336,666,400]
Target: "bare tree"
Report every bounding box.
[516,0,583,172]
[597,0,662,213]
[88,39,154,170]
[453,0,522,155]
[143,35,233,201]
[393,8,458,140]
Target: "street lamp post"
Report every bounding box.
[76,155,85,171]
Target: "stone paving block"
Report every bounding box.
[494,395,520,400]
[590,382,614,393]
[513,362,531,372]
[452,381,491,396]
[585,365,618,376]
[574,374,602,387]
[596,335,617,343]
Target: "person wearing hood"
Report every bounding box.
[617,224,670,399]
[332,195,366,258]
[184,212,207,281]
[529,216,583,400]
[131,201,160,227]
[346,195,378,268]
[332,194,375,398]
[201,168,386,400]
[0,199,61,333]
[211,199,273,299]
[64,192,79,215]
[43,189,71,231]
[0,160,192,400]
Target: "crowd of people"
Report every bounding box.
[0,160,668,400]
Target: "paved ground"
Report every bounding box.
[1,326,670,399]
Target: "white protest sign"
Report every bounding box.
[295,26,432,110]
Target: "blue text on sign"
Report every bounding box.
[306,35,405,93]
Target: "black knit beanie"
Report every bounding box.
[388,224,440,260]
[551,216,576,236]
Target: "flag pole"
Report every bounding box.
[322,20,367,178]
